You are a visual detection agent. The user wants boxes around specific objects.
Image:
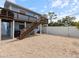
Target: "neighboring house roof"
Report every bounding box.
[4,1,42,16]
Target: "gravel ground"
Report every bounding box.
[0,34,79,58]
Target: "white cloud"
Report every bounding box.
[75,15,79,21]
[61,0,70,8]
[20,0,27,2]
[7,0,16,3]
[40,5,48,14]
[61,0,79,16]
[44,6,47,9]
[52,0,62,7]
[51,0,79,9]
[29,7,37,11]
[51,0,70,8]
[50,0,79,21]
[0,0,5,7]
[41,10,45,13]
[74,0,78,3]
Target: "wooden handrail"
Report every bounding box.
[0,7,48,23]
[0,7,39,22]
[19,17,47,39]
[19,18,44,40]
[0,7,38,19]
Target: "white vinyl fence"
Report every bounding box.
[43,26,79,38]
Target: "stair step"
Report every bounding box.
[18,19,42,40]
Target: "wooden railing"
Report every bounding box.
[0,7,48,23]
[19,17,44,40]
[0,7,38,22]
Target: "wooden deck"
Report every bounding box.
[0,7,48,40]
[0,7,48,24]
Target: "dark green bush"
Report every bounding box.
[76,22,79,29]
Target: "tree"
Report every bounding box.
[57,20,62,24]
[57,20,64,26]
[76,21,79,29]
[42,14,48,24]
[62,16,76,26]
[48,16,76,26]
[48,22,54,26]
[48,12,57,23]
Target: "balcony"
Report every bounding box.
[0,7,48,24]
[0,7,38,22]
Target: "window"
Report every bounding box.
[19,25,24,30]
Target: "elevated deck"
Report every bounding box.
[0,7,48,24]
[0,7,48,40]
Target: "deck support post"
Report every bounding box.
[24,22,26,28]
[46,24,48,34]
[12,20,15,39]
[0,19,1,40]
[40,24,42,34]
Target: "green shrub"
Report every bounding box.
[76,22,79,29]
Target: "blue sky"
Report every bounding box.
[0,0,79,21]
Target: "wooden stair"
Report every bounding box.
[19,18,44,40]
[0,7,48,40]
